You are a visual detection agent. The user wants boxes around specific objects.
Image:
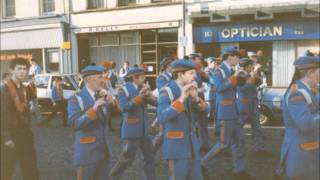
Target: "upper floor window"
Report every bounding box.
[3,0,16,18]
[42,0,55,14]
[118,0,136,7]
[87,0,104,9]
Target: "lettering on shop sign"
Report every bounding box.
[74,21,179,34]
[0,53,33,61]
[221,26,283,39]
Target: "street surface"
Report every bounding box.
[13,114,284,180]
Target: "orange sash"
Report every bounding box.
[5,79,27,113]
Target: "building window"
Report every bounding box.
[3,0,15,17]
[42,0,55,14]
[118,0,136,7]
[46,49,60,73]
[87,0,104,9]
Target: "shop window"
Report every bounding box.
[87,0,104,9]
[42,0,55,14]
[141,30,156,43]
[118,0,136,6]
[46,49,60,73]
[3,0,15,18]
[158,28,178,43]
[100,33,119,46]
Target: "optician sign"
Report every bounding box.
[194,20,320,43]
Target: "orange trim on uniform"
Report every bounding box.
[228,76,237,86]
[166,131,185,139]
[133,96,143,105]
[127,116,139,124]
[86,108,97,120]
[240,98,250,104]
[171,100,185,113]
[80,137,97,144]
[300,141,319,151]
[220,99,233,106]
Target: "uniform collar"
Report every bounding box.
[223,62,232,72]
[300,80,311,91]
[132,82,138,90]
[86,86,96,101]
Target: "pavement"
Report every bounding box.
[12,113,284,180]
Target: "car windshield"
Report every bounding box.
[71,74,82,88]
[52,76,76,91]
[35,76,50,89]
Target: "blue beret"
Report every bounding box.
[205,57,218,62]
[81,65,106,78]
[171,59,196,72]
[239,58,253,67]
[160,57,174,69]
[294,56,320,70]
[223,46,239,55]
[126,67,145,77]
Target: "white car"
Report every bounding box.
[34,74,81,112]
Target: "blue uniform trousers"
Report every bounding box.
[77,158,109,180]
[202,120,246,173]
[167,159,203,180]
[239,113,266,151]
[110,137,155,180]
[198,113,209,149]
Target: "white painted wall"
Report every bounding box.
[71,4,182,27]
[1,0,67,19]
[15,0,39,18]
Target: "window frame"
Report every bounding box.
[2,0,16,18]
[40,0,55,15]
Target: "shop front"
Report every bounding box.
[75,23,179,88]
[193,19,320,87]
[0,17,68,75]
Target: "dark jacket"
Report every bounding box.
[1,80,32,145]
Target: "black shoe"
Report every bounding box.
[253,150,273,158]
[234,171,256,180]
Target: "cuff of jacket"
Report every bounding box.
[171,100,185,113]
[133,96,143,105]
[228,76,237,86]
[86,108,97,120]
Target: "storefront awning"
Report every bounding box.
[1,28,63,51]
[188,0,319,17]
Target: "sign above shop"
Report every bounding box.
[194,20,320,43]
[74,21,180,34]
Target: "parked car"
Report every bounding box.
[34,74,81,112]
[259,87,286,125]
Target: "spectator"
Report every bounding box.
[1,73,11,86]
[1,58,39,180]
[119,61,129,80]
[29,59,42,75]
[39,77,67,127]
[25,75,43,123]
